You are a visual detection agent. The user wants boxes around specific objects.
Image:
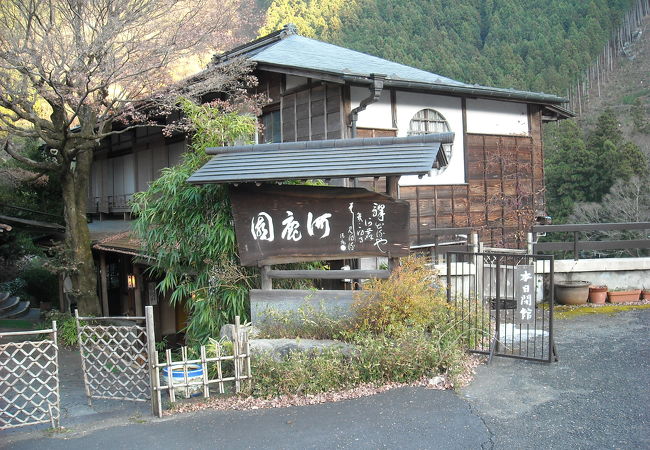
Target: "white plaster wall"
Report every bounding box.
[350,86,393,130]
[285,75,308,91]
[396,92,464,186]
[466,99,528,136]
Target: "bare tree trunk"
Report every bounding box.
[60,146,101,315]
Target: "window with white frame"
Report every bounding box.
[407,108,452,169]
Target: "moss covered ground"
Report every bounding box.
[553,302,650,319]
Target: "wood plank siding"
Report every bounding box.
[401,106,545,248]
[89,126,185,214]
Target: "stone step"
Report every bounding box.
[0,300,30,319]
[0,295,19,313]
[0,291,9,302]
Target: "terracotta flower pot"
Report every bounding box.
[555,281,590,305]
[642,290,650,300]
[588,285,608,304]
[607,289,641,303]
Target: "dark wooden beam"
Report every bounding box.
[99,252,109,316]
[266,269,389,279]
[0,214,65,232]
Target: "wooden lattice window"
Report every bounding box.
[260,110,281,143]
[408,108,452,168]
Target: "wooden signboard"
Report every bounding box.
[514,264,535,324]
[230,184,410,266]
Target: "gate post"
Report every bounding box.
[145,305,159,417]
[489,257,502,363]
[548,256,558,362]
[51,320,60,428]
[74,309,93,406]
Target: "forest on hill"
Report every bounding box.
[260,0,636,95]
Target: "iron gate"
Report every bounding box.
[446,251,558,363]
[75,308,154,405]
[0,323,60,429]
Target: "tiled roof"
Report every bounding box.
[187,133,453,185]
[214,25,568,105]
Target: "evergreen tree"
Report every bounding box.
[544,120,595,221]
[545,109,647,222]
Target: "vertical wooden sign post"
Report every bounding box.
[386,175,400,272]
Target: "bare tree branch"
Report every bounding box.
[2,139,57,171]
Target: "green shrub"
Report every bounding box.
[21,259,58,303]
[250,348,352,397]
[247,256,490,398]
[39,310,83,348]
[257,302,348,340]
[0,277,26,296]
[351,256,451,336]
[249,328,469,397]
[353,328,465,383]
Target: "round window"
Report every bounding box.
[407,109,452,169]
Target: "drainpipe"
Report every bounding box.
[348,74,386,274]
[350,73,386,138]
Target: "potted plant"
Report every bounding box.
[555,280,591,305]
[588,285,608,304]
[607,288,642,303]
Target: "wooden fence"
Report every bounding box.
[0,323,60,430]
[532,222,650,260]
[150,317,251,417]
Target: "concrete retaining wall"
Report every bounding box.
[552,257,650,290]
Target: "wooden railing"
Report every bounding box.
[531,222,650,260]
[411,227,476,263]
[0,203,63,224]
[87,194,134,214]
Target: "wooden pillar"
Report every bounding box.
[99,252,109,316]
[134,265,143,317]
[58,273,65,312]
[386,176,400,272]
[260,265,272,290]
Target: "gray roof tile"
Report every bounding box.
[213,27,568,105]
[187,134,453,184]
[251,35,467,87]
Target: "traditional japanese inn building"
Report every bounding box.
[87,25,571,335]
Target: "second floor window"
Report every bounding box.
[408,108,452,169]
[260,110,281,143]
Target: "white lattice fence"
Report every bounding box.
[0,324,60,430]
[76,311,152,405]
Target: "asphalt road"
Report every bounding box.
[3,309,649,449]
[463,308,650,449]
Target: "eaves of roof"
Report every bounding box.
[187,133,454,185]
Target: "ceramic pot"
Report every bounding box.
[588,285,608,304]
[642,290,650,300]
[607,289,642,303]
[555,280,590,305]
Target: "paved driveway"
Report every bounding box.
[462,308,650,449]
[2,309,649,449]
